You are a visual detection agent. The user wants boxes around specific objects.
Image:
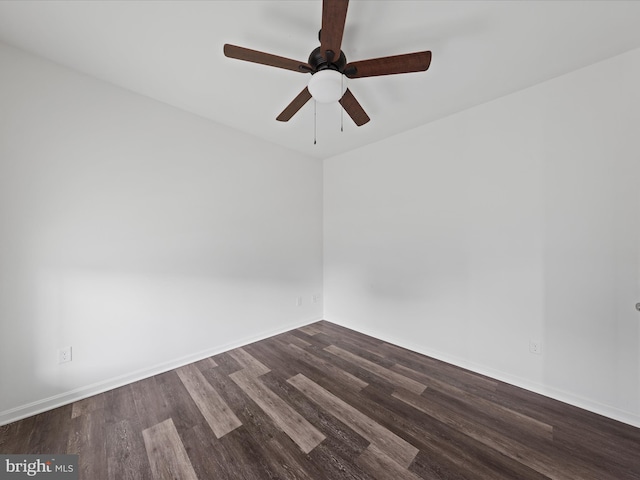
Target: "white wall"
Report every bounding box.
[0,42,323,424]
[324,47,640,426]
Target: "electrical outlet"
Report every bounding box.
[529,340,541,355]
[296,296,303,307]
[312,294,320,303]
[58,346,72,364]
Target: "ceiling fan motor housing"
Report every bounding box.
[308,46,347,73]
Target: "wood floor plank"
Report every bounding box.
[230,369,326,454]
[106,419,153,480]
[335,381,546,480]
[496,380,640,452]
[408,448,528,480]
[220,425,308,480]
[281,331,312,348]
[391,362,554,440]
[393,388,607,480]
[285,342,369,391]
[293,328,333,351]
[325,344,427,394]
[228,347,271,376]
[131,376,172,430]
[356,443,423,480]
[298,324,324,336]
[202,365,328,479]
[154,370,207,434]
[259,372,370,458]
[315,321,388,359]
[174,423,227,479]
[71,393,106,419]
[210,351,244,376]
[180,423,279,480]
[550,425,640,480]
[0,415,36,453]
[176,363,242,439]
[104,384,137,425]
[307,443,375,480]
[67,406,107,479]
[242,341,303,380]
[142,418,198,480]
[287,373,419,469]
[27,405,73,454]
[380,341,498,393]
[194,356,218,371]
[261,437,318,480]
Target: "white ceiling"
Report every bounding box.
[1,1,640,160]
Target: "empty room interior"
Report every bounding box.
[1,1,640,479]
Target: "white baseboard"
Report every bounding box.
[0,316,322,427]
[324,318,640,429]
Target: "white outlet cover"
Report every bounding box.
[58,346,72,364]
[529,340,542,355]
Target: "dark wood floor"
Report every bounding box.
[1,320,639,479]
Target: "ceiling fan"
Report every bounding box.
[223,0,432,126]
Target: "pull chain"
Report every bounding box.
[314,99,317,145]
[341,75,344,132]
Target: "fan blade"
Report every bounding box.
[339,89,370,126]
[224,44,312,73]
[276,87,313,122]
[320,0,349,63]
[344,51,432,78]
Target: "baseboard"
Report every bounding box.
[0,315,322,427]
[325,318,640,429]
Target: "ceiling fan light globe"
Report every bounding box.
[308,69,347,103]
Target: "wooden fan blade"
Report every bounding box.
[339,89,370,126]
[276,87,313,122]
[224,44,312,73]
[344,51,432,78]
[320,0,349,63]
